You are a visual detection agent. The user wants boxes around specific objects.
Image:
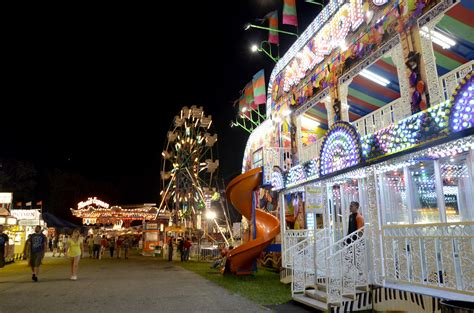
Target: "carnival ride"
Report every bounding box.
[159,106,220,229]
[224,167,280,275]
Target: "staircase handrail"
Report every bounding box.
[291,236,311,295]
[318,227,365,257]
[287,228,328,252]
[326,226,369,305]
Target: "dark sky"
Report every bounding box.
[3,1,321,209]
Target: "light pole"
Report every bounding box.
[251,41,279,63]
[244,23,298,38]
[244,22,298,63]
[206,211,229,246]
[305,0,325,7]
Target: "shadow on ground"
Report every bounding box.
[265,301,321,312]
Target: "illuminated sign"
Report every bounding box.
[84,218,97,225]
[0,193,12,204]
[11,209,40,220]
[19,219,40,226]
[77,197,110,209]
[146,223,158,230]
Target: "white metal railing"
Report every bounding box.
[289,226,369,303]
[284,229,312,267]
[326,227,369,305]
[352,98,411,137]
[326,227,368,304]
[439,61,473,102]
[291,237,314,295]
[299,137,324,164]
[263,147,292,180]
[382,222,474,294]
[289,228,333,295]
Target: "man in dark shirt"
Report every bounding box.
[28,225,47,282]
[0,225,9,268]
[347,201,364,244]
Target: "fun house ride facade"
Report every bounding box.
[241,0,474,311]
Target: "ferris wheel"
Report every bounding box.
[159,106,219,225]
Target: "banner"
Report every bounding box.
[252,69,266,105]
[283,0,298,26]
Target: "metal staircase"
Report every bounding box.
[290,227,369,311]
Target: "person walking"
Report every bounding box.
[116,237,123,258]
[93,234,101,259]
[27,226,47,282]
[65,229,83,280]
[87,235,94,258]
[183,237,192,261]
[167,236,174,261]
[52,235,59,257]
[0,225,9,268]
[48,236,53,253]
[123,237,130,259]
[99,235,108,260]
[178,237,185,262]
[109,237,116,258]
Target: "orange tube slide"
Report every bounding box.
[224,167,280,275]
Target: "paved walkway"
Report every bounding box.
[0,252,270,313]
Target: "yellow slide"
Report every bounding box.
[224,167,280,275]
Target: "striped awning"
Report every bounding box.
[303,0,473,130]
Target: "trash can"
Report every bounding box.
[440,300,474,313]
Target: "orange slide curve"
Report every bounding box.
[224,167,280,275]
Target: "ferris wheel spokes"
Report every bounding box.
[159,106,219,227]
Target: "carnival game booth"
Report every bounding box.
[240,0,474,310]
[0,212,17,264]
[10,209,46,260]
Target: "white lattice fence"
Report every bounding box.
[352,99,410,137]
[299,137,324,164]
[439,61,473,102]
[382,222,474,294]
[284,230,310,267]
[326,227,369,305]
[263,147,291,183]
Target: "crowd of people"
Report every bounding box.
[85,234,133,259]
[1,225,240,281]
[2,227,140,282]
[167,236,192,262]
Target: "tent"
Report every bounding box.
[42,212,80,229]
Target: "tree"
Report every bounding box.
[0,159,38,201]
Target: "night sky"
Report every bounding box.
[3,1,321,218]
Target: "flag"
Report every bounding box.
[260,11,279,45]
[252,69,266,105]
[244,82,256,109]
[25,201,32,206]
[15,202,22,207]
[238,92,250,118]
[283,0,298,26]
[36,200,42,206]
[237,92,247,112]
